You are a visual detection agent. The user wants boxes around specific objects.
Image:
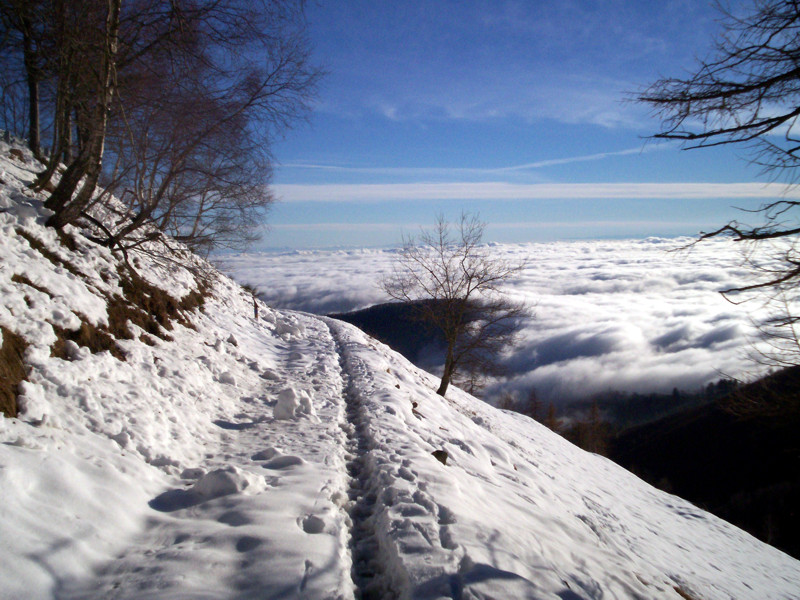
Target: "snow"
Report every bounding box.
[274,388,318,421]
[0,138,799,599]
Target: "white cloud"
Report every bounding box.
[274,182,800,203]
[219,237,786,404]
[280,144,671,178]
[270,222,404,232]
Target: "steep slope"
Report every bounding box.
[323,319,800,599]
[1,140,799,599]
[611,373,800,560]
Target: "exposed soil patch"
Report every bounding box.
[15,228,83,278]
[0,326,27,418]
[51,320,125,361]
[13,228,210,360]
[8,148,26,163]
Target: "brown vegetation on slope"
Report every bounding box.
[0,326,27,418]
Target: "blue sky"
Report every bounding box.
[260,0,789,249]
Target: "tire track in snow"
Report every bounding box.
[324,318,398,600]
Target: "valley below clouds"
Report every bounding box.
[219,237,779,404]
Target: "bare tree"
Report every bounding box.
[382,213,527,397]
[35,0,121,230]
[638,0,800,410]
[0,0,49,159]
[100,0,317,252]
[638,1,800,288]
[639,1,800,178]
[1,0,318,254]
[96,49,276,254]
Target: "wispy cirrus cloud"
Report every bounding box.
[274,181,800,203]
[281,144,670,178]
[310,1,711,129]
[269,222,406,232]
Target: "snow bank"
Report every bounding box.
[274,387,317,420]
[0,141,353,599]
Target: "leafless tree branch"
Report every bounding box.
[382,213,529,396]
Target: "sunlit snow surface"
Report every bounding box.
[220,238,777,402]
[1,142,799,599]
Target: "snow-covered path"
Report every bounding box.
[47,311,355,600]
[325,318,466,599]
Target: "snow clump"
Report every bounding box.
[273,387,317,420]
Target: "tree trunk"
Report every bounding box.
[44,0,121,229]
[436,346,456,396]
[21,14,41,160]
[25,70,40,159]
[34,0,73,192]
[45,149,93,227]
[33,85,70,192]
[436,373,451,397]
[63,106,73,164]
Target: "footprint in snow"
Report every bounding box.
[218,510,253,527]
[214,419,259,431]
[448,438,474,455]
[262,455,305,470]
[251,447,281,461]
[440,527,458,550]
[235,536,263,552]
[437,505,457,525]
[398,466,415,482]
[301,515,325,534]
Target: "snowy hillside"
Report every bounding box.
[1,140,799,600]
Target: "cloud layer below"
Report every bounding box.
[219,237,776,403]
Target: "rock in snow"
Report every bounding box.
[0,139,799,599]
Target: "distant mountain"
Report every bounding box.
[330,300,446,371]
[610,367,800,559]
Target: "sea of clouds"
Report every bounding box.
[218,237,778,404]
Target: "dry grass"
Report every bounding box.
[11,273,51,296]
[15,234,210,362]
[8,148,26,163]
[110,266,208,341]
[674,586,702,600]
[15,228,83,278]
[50,321,126,361]
[0,326,27,418]
[11,272,129,361]
[14,224,210,359]
[48,269,209,361]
